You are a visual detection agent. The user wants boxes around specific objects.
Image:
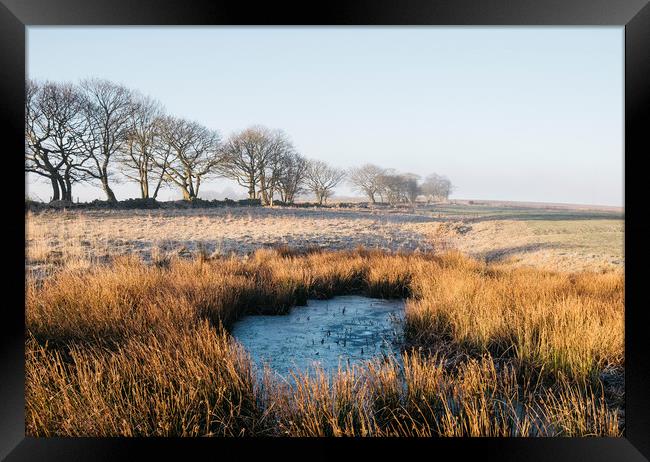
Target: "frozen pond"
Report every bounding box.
[231,296,405,377]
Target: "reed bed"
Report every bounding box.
[25,248,623,436]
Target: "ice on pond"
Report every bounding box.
[231,295,405,377]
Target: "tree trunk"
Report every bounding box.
[140,163,149,199]
[152,169,165,200]
[185,173,195,200]
[195,176,201,198]
[101,177,118,203]
[49,177,60,202]
[248,179,256,200]
[141,177,149,199]
[259,173,269,205]
[63,174,73,202]
[61,185,72,202]
[57,177,69,202]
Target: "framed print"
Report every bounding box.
[1,0,649,460]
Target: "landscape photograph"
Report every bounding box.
[25,27,624,437]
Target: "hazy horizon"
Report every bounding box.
[26,27,624,206]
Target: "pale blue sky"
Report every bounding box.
[27,27,623,205]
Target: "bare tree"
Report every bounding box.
[376,170,400,205]
[77,78,134,202]
[26,80,62,201]
[377,170,418,206]
[217,127,266,200]
[217,126,292,204]
[148,125,174,200]
[347,164,385,204]
[155,116,221,200]
[25,80,89,202]
[257,130,297,206]
[276,152,308,204]
[421,173,454,203]
[119,93,168,199]
[402,173,421,205]
[305,160,345,205]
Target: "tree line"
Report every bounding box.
[348,165,453,206]
[26,78,453,206]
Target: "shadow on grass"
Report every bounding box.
[479,242,565,263]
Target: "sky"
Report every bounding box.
[26,27,624,206]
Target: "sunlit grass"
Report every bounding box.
[25,248,623,437]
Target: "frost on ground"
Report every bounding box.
[25,204,624,276]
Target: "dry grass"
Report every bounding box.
[25,206,624,275]
[265,353,619,437]
[405,260,624,382]
[26,324,259,436]
[26,248,623,437]
[424,219,624,272]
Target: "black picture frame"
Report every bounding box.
[2,0,648,460]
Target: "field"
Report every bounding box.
[26,201,623,275]
[25,201,625,436]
